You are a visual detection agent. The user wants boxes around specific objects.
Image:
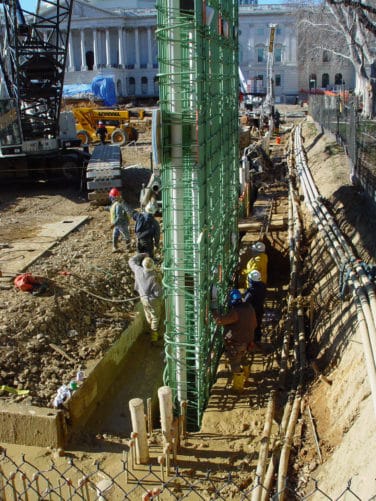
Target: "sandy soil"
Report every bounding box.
[0,107,376,498]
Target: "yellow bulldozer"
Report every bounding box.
[72,108,143,146]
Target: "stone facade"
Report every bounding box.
[62,1,355,101]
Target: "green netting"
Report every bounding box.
[156,0,239,430]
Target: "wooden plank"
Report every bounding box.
[0,216,88,278]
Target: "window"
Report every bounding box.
[276,26,282,35]
[322,73,329,88]
[309,74,317,89]
[275,74,281,87]
[128,77,135,95]
[257,47,264,63]
[335,73,343,85]
[141,76,148,95]
[256,27,264,36]
[275,47,282,63]
[322,50,330,63]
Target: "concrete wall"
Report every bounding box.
[0,304,148,448]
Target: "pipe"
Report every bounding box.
[293,124,376,416]
[251,391,276,501]
[277,392,302,500]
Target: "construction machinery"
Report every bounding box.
[72,107,140,146]
[0,0,89,179]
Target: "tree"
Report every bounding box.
[297,0,376,117]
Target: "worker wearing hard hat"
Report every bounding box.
[108,188,131,252]
[240,241,268,288]
[132,201,160,259]
[96,121,108,144]
[213,288,257,392]
[128,252,163,344]
[244,269,267,343]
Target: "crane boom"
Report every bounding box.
[0,0,73,145]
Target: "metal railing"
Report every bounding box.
[309,94,376,204]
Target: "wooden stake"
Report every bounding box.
[158,386,173,446]
[129,398,150,464]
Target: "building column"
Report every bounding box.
[106,29,111,68]
[93,29,98,69]
[68,31,75,71]
[80,29,86,70]
[135,28,140,69]
[118,27,124,68]
[147,27,153,69]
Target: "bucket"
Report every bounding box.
[276,136,281,145]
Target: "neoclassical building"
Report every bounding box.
[62,0,355,102]
[63,0,158,99]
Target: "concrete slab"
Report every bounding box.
[0,216,88,278]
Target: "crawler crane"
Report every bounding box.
[0,0,89,179]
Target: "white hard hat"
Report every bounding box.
[252,241,265,253]
[142,257,155,271]
[145,201,157,214]
[248,270,262,282]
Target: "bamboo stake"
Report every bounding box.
[158,386,173,446]
[311,361,332,386]
[157,455,165,482]
[180,400,187,440]
[277,393,302,500]
[147,397,153,434]
[306,404,322,464]
[129,399,149,464]
[251,391,276,501]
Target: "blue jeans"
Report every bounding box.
[113,224,130,247]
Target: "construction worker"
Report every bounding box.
[128,252,163,344]
[108,188,131,252]
[96,121,107,144]
[240,241,268,287]
[213,288,257,392]
[132,201,160,259]
[244,270,267,343]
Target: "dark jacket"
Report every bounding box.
[215,302,257,346]
[244,281,267,311]
[133,211,160,245]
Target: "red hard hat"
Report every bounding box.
[109,188,121,197]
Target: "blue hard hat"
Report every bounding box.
[229,288,242,305]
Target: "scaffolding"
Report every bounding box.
[156,0,239,430]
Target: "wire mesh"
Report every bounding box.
[0,451,374,500]
[308,94,376,204]
[156,0,239,430]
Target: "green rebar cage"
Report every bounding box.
[156,0,239,430]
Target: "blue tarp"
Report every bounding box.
[63,75,116,106]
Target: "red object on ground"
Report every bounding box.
[14,273,44,292]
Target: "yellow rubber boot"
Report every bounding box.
[232,372,245,392]
[243,365,251,380]
[151,330,159,344]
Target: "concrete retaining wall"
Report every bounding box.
[0,305,148,448]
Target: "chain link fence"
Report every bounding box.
[0,449,373,500]
[309,94,376,204]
